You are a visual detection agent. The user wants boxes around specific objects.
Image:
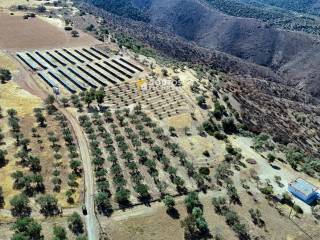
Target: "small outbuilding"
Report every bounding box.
[288,178,319,204]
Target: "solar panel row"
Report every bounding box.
[16,47,144,93]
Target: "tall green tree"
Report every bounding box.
[53,225,67,240]
[11,217,43,240]
[68,212,84,235]
[36,194,60,217]
[10,194,31,217]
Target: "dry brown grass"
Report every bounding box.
[0,81,42,116]
[104,187,320,240]
[0,80,41,209]
[0,79,82,218]
[179,135,226,166]
[164,113,192,129]
[0,12,99,50]
[0,160,23,210]
[0,0,40,8]
[0,51,19,72]
[20,114,83,208]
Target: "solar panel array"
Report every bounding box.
[16,47,144,93]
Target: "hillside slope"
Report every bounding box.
[82,0,320,99]
[204,0,320,35]
[131,0,320,98]
[253,0,320,16]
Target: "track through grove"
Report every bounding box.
[10,56,101,240]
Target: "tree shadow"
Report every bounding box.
[270,164,281,170]
[167,208,180,219]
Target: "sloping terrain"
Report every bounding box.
[71,2,320,153]
[204,0,320,35]
[82,0,320,99]
[252,0,320,16]
[138,0,320,98]
[0,1,319,240]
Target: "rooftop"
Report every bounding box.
[289,178,319,197]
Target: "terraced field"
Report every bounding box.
[105,81,193,119]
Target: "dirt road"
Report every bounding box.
[10,58,100,239]
[59,108,100,240]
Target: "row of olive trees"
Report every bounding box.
[43,96,83,203]
[55,112,82,204]
[78,114,113,215]
[7,109,45,198]
[135,107,209,191]
[0,107,5,212]
[105,110,151,202]
[10,210,86,240]
[212,192,250,239]
[181,192,211,239]
[0,106,5,208]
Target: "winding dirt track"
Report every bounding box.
[59,107,100,240]
[11,59,100,239]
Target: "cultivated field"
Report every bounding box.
[0,12,99,50]
[0,1,319,239]
[105,81,192,119]
[0,84,83,208]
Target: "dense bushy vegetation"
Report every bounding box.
[116,33,156,58]
[181,192,210,239]
[207,0,320,35]
[0,68,12,84]
[88,0,150,22]
[255,0,320,16]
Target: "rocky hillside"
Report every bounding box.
[205,0,320,35]
[72,1,320,153]
[136,0,320,99]
[82,0,320,99]
[253,0,320,15]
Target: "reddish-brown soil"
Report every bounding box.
[0,13,99,51]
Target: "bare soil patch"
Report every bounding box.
[104,188,320,240]
[0,81,42,115]
[0,13,99,51]
[0,0,41,8]
[179,135,226,166]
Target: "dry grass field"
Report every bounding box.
[0,12,99,50]
[0,51,19,72]
[0,0,41,8]
[0,81,83,209]
[179,135,226,166]
[0,81,42,115]
[0,69,83,239]
[104,189,320,240]
[0,82,42,210]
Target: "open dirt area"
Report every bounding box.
[231,136,320,214]
[164,113,193,129]
[179,135,226,166]
[103,189,320,240]
[0,51,19,72]
[0,81,42,116]
[0,0,41,8]
[0,12,99,51]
